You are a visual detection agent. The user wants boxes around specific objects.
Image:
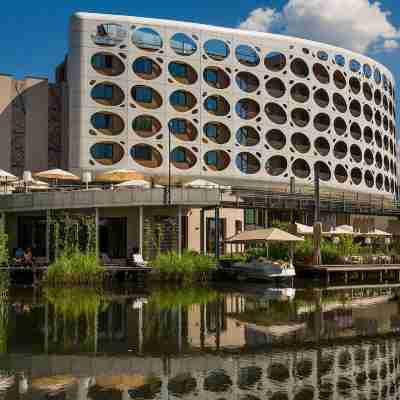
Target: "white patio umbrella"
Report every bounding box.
[184,179,231,190]
[295,223,314,235]
[13,179,49,191]
[0,169,17,193]
[34,169,80,185]
[115,179,151,188]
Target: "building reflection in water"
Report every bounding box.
[0,285,399,399]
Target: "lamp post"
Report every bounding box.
[82,171,92,190]
[23,170,32,193]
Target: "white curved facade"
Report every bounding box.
[68,12,397,198]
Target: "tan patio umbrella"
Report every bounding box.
[31,375,77,392]
[13,178,49,191]
[95,169,145,183]
[95,374,146,390]
[115,179,151,188]
[34,169,80,184]
[225,228,303,243]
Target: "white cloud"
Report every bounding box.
[238,0,399,54]
[383,39,400,50]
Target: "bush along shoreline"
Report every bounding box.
[150,251,216,283]
[44,211,104,286]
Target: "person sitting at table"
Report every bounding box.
[15,248,24,264]
[24,248,34,267]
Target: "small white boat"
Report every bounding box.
[222,257,296,281]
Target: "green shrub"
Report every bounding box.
[151,251,216,282]
[45,248,103,286]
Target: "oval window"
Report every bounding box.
[376,173,383,189]
[292,108,310,127]
[364,149,374,165]
[291,132,310,154]
[132,115,161,138]
[91,82,125,106]
[333,141,347,159]
[265,77,286,98]
[204,39,230,61]
[171,146,197,169]
[170,33,197,56]
[363,64,372,78]
[314,113,330,132]
[204,150,230,171]
[363,82,372,101]
[168,118,197,141]
[265,52,286,71]
[90,142,124,165]
[236,99,260,120]
[132,27,163,51]
[91,53,125,76]
[374,68,382,85]
[315,161,331,181]
[350,59,361,72]
[170,89,197,112]
[169,61,198,85]
[265,103,287,125]
[131,143,162,168]
[349,77,361,94]
[133,57,162,80]
[236,71,259,93]
[350,122,361,140]
[203,122,230,144]
[204,95,230,116]
[266,129,286,150]
[236,126,260,146]
[236,152,260,174]
[351,168,362,185]
[91,112,124,135]
[292,159,310,179]
[266,156,287,176]
[349,99,361,117]
[376,152,382,168]
[335,54,345,66]
[363,104,373,121]
[375,130,382,148]
[235,45,260,66]
[92,23,127,47]
[314,88,329,108]
[131,85,162,109]
[350,144,362,162]
[313,63,330,84]
[333,70,346,89]
[374,89,382,106]
[333,93,347,113]
[334,117,346,136]
[364,126,373,143]
[317,51,329,61]
[291,83,310,103]
[315,137,330,156]
[335,165,348,183]
[204,66,230,89]
[290,58,309,78]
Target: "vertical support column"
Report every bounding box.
[95,207,99,257]
[214,207,220,259]
[44,302,48,353]
[264,209,269,228]
[138,302,143,354]
[139,206,144,256]
[177,206,182,256]
[46,209,50,263]
[200,209,205,255]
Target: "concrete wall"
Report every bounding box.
[187,207,243,252]
[0,75,14,172]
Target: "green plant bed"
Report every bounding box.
[45,250,103,286]
[150,251,216,283]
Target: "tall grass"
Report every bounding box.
[151,251,216,283]
[45,249,103,286]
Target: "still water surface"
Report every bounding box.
[0,284,400,399]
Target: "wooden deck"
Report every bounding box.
[302,263,400,285]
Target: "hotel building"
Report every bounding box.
[0,12,398,259]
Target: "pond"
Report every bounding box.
[0,283,400,399]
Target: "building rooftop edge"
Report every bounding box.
[71,11,395,82]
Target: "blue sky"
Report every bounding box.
[1,0,400,85]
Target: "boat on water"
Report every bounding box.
[218,257,296,282]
